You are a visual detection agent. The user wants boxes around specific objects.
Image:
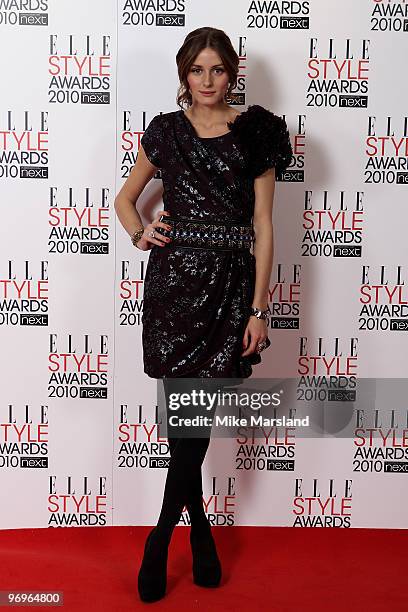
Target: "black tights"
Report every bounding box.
[155,378,218,538]
[138,379,223,602]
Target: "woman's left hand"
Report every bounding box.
[241,316,269,357]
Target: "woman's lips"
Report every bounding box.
[199,91,215,96]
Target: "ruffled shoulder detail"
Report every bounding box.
[227,104,293,178]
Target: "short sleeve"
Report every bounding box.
[140,114,163,168]
[229,105,293,178]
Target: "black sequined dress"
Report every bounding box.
[140,104,292,379]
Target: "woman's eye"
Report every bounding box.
[191,68,225,74]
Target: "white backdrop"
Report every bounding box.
[1,0,407,530]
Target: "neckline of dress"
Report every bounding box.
[180,109,243,140]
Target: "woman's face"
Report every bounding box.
[186,47,230,105]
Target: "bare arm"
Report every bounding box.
[114,145,172,249]
[241,166,275,357]
[251,167,276,310]
[114,145,157,236]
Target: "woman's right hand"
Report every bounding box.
[136,210,172,251]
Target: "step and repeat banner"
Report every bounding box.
[1,1,407,530]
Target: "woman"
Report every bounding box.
[114,26,292,603]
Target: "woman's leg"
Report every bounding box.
[167,435,211,532]
[138,378,219,601]
[155,435,212,536]
[164,378,222,587]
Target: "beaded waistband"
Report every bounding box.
[155,215,254,251]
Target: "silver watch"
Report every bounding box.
[249,306,269,320]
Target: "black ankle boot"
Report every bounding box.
[138,526,170,602]
[190,524,222,587]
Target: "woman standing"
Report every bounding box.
[114,26,292,603]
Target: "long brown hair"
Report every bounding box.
[176,27,239,109]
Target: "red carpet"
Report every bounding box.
[0,526,406,611]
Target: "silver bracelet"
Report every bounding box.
[249,306,269,320]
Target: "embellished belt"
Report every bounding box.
[155,215,254,251]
